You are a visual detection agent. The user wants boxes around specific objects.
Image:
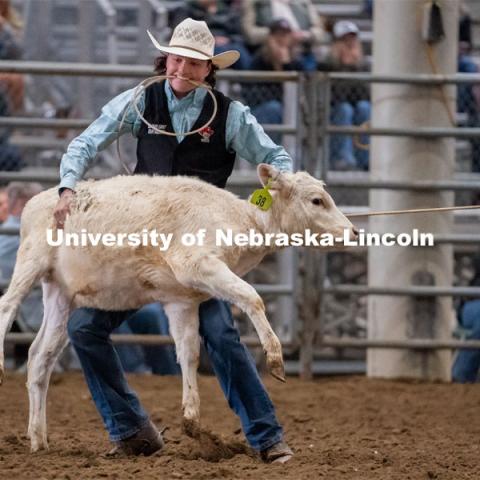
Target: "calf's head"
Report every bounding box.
[257,164,358,244]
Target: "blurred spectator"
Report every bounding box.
[242,18,304,143]
[241,0,325,71]
[0,182,42,281]
[171,0,251,70]
[363,0,373,18]
[318,20,370,170]
[0,182,43,369]
[0,0,24,172]
[452,254,480,383]
[0,186,7,223]
[114,303,180,375]
[457,2,480,172]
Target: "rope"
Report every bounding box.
[116,75,218,174]
[347,204,480,218]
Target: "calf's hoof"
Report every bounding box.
[267,356,286,383]
[30,439,49,453]
[182,417,201,439]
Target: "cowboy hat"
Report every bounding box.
[147,18,240,70]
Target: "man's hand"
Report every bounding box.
[53,189,75,229]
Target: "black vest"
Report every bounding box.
[135,81,236,188]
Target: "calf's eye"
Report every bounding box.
[312,198,323,206]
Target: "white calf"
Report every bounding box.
[0,163,356,451]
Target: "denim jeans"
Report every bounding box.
[330,100,371,170]
[67,299,283,450]
[452,300,480,383]
[114,303,180,375]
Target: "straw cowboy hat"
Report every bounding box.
[147,18,240,70]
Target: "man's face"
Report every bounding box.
[0,190,8,223]
[272,30,293,49]
[165,54,212,97]
[341,32,359,48]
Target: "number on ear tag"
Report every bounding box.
[250,187,273,211]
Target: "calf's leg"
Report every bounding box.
[0,241,49,384]
[27,280,70,452]
[162,302,201,433]
[173,257,285,382]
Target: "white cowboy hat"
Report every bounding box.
[147,18,240,70]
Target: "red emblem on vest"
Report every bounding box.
[199,126,214,143]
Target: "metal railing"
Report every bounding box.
[1,61,480,375]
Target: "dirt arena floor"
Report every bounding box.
[0,372,479,480]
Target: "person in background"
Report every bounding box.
[0,186,7,223]
[241,0,325,71]
[171,0,251,70]
[457,1,480,173]
[0,182,43,367]
[318,20,370,170]
[0,0,24,172]
[452,255,480,383]
[0,182,42,280]
[243,18,304,143]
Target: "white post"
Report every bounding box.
[368,0,459,380]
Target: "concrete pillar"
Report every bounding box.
[368,0,459,380]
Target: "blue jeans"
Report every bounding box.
[114,303,180,375]
[452,300,480,383]
[330,100,371,170]
[67,299,283,450]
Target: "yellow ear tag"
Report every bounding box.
[250,178,273,211]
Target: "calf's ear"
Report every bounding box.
[257,163,278,187]
[257,163,293,197]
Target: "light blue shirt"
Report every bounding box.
[0,214,44,330]
[59,81,293,191]
[0,215,21,281]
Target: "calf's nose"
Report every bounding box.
[351,226,359,240]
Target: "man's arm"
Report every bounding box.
[55,87,145,227]
[226,100,293,172]
[59,87,145,191]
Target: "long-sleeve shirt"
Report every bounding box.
[242,0,325,47]
[59,81,293,191]
[0,214,20,280]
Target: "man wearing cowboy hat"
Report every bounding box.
[53,18,294,463]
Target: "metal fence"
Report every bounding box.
[1,61,480,377]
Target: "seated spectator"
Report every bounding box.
[0,186,7,223]
[241,0,325,71]
[318,20,371,170]
[452,254,480,383]
[457,2,480,172]
[114,303,180,375]
[242,18,304,144]
[363,0,373,18]
[0,182,42,281]
[170,0,251,70]
[0,0,24,172]
[0,182,43,367]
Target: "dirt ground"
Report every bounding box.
[0,372,479,480]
